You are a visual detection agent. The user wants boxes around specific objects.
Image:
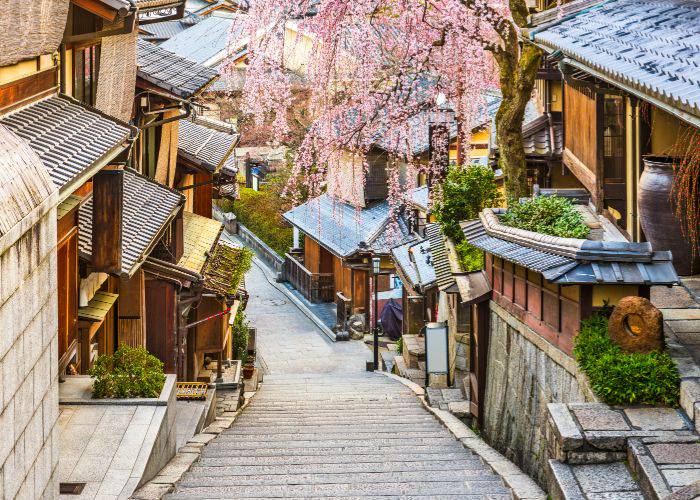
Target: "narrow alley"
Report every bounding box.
[167,250,514,498]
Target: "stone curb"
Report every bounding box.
[251,251,337,342]
[130,393,258,499]
[376,372,546,500]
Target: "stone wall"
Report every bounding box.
[482,301,597,487]
[0,200,59,499]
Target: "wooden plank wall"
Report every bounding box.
[564,82,598,171]
[195,296,224,353]
[304,236,321,273]
[118,269,145,348]
[145,279,178,373]
[194,171,213,218]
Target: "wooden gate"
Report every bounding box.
[468,299,490,427]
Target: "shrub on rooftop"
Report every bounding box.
[573,315,680,406]
[500,195,590,239]
[89,345,165,399]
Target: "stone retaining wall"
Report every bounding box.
[237,223,284,273]
[482,301,597,487]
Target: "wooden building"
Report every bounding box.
[459,207,678,424]
[528,0,700,244]
[284,194,414,331]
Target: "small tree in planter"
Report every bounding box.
[89,345,166,399]
[232,311,255,379]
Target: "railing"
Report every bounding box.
[237,223,285,273]
[335,291,352,329]
[283,253,334,303]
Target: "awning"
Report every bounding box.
[78,291,118,322]
[455,271,491,304]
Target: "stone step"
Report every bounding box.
[237,410,429,418]
[188,459,487,476]
[197,451,477,467]
[204,436,461,449]
[218,430,450,441]
[201,444,466,458]
[225,421,444,435]
[179,470,505,487]
[247,401,421,409]
[232,416,438,426]
[168,479,511,498]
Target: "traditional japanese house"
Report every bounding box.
[527,0,700,257]
[77,168,185,372]
[135,38,219,185]
[458,205,678,473]
[176,116,239,218]
[283,194,414,332]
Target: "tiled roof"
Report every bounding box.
[136,0,185,11]
[202,240,250,296]
[460,212,679,285]
[408,186,429,211]
[492,112,563,157]
[0,95,134,192]
[178,211,223,273]
[178,118,238,171]
[137,39,219,98]
[160,15,242,65]
[283,194,414,257]
[139,15,201,42]
[426,223,455,292]
[78,168,184,277]
[531,0,700,124]
[391,239,436,292]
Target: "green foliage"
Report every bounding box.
[396,337,403,355]
[89,345,165,399]
[433,165,502,241]
[231,311,250,365]
[228,247,253,293]
[500,195,590,239]
[574,315,680,406]
[218,186,293,257]
[456,240,484,271]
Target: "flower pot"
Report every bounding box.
[242,364,255,379]
[638,156,699,276]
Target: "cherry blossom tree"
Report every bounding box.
[223,0,542,203]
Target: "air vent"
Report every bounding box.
[60,483,86,495]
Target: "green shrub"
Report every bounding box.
[396,337,403,355]
[573,315,680,406]
[89,345,166,399]
[456,240,484,271]
[218,187,293,257]
[433,165,502,241]
[500,195,590,239]
[231,311,250,365]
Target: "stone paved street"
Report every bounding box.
[168,254,514,498]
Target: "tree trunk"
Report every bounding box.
[494,42,542,201]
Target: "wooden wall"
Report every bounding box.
[195,296,226,353]
[145,278,178,373]
[118,269,146,348]
[564,82,598,170]
[304,236,333,274]
[194,171,213,218]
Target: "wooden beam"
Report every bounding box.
[562,148,597,202]
[0,67,58,113]
[91,165,123,274]
[73,0,119,22]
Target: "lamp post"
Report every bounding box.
[372,256,381,371]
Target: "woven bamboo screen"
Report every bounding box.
[1,0,70,67]
[95,31,138,122]
[0,125,56,238]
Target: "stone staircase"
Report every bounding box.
[167,372,513,498]
[394,334,427,386]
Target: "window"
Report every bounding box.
[73,45,100,106]
[603,95,626,179]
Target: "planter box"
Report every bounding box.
[59,374,176,406]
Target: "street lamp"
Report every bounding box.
[372,256,381,371]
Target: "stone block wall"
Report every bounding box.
[482,301,597,487]
[0,205,59,499]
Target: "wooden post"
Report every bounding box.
[92,165,123,274]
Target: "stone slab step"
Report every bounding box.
[197,451,478,467]
[179,470,505,487]
[247,401,422,409]
[188,459,487,476]
[232,417,437,426]
[217,431,450,441]
[168,479,511,498]
[201,444,466,458]
[224,423,446,434]
[204,436,461,449]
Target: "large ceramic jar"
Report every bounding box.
[638,156,699,276]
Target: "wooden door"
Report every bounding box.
[145,279,178,374]
[469,300,490,426]
[57,227,78,367]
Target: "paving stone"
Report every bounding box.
[624,408,687,431]
[648,443,700,464]
[662,468,700,488]
[573,406,630,431]
[132,483,174,499]
[447,401,470,417]
[668,320,700,333]
[662,309,700,321]
[441,388,465,403]
[572,462,640,493]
